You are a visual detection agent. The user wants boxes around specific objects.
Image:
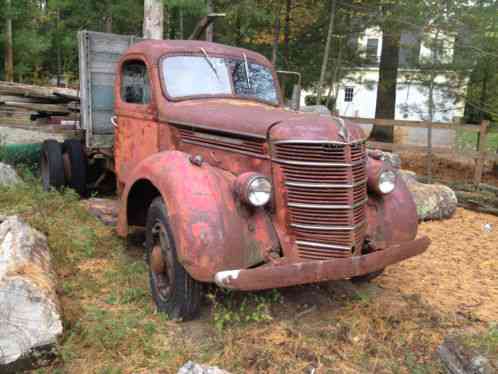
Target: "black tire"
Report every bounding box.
[63,139,88,197]
[351,269,385,284]
[41,140,65,191]
[145,197,202,321]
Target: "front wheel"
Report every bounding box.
[145,197,202,321]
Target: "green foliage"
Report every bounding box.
[208,288,283,331]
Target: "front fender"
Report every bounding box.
[118,151,279,282]
[366,162,419,248]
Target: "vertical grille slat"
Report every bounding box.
[273,141,368,260]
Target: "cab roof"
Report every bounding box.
[124,39,273,67]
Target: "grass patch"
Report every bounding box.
[1,177,482,373]
[456,126,498,153]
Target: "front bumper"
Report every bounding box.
[214,236,430,291]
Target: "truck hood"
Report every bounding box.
[160,99,365,142]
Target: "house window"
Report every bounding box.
[366,38,379,63]
[344,87,354,102]
[121,60,151,104]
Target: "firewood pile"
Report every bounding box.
[0,81,80,127]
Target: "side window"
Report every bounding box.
[121,60,151,104]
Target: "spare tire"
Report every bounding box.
[63,139,88,197]
[41,140,65,191]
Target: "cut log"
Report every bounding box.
[178,361,231,374]
[0,216,62,373]
[400,170,458,221]
[438,335,496,374]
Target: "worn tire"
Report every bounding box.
[63,139,88,197]
[145,197,202,321]
[351,269,385,284]
[41,140,65,191]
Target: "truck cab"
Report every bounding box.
[43,31,430,320]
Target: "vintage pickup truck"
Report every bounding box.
[40,31,430,320]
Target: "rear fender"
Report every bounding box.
[117,151,279,282]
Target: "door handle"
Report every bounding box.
[111,116,118,129]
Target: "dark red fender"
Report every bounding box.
[117,151,280,282]
[366,158,419,248]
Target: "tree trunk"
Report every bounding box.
[271,6,282,66]
[206,0,214,42]
[56,9,63,87]
[371,21,401,142]
[4,0,14,82]
[283,0,292,69]
[317,0,337,105]
[179,8,184,39]
[143,0,164,40]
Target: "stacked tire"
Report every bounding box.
[41,139,88,197]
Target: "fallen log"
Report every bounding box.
[0,216,63,373]
[438,334,496,374]
[400,170,458,221]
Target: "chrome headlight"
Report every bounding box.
[236,173,272,207]
[378,170,397,194]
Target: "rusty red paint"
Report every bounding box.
[113,39,430,288]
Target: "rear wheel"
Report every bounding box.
[63,139,88,197]
[146,197,202,321]
[41,140,65,191]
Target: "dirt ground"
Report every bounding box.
[378,208,498,323]
[400,151,498,187]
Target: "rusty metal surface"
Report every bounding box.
[113,39,426,287]
[117,151,279,282]
[214,236,431,291]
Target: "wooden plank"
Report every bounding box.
[0,81,78,102]
[474,120,489,186]
[344,116,481,132]
[1,101,71,113]
[367,140,498,162]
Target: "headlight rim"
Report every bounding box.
[377,169,397,195]
[236,172,273,208]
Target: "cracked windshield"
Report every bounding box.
[162,55,279,104]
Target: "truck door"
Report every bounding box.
[114,58,159,186]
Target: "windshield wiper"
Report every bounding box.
[243,53,252,89]
[200,48,220,81]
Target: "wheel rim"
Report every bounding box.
[150,221,175,302]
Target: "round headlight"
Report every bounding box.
[378,170,397,194]
[247,176,272,207]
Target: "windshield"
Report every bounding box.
[162,55,279,105]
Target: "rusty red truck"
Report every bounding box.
[40,31,430,320]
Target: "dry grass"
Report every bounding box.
[0,177,495,373]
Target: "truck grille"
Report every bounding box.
[273,141,367,260]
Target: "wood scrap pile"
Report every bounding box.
[0,81,80,126]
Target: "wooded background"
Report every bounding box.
[1,0,498,129]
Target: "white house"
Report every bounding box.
[303,27,467,124]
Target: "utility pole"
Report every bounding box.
[4,0,14,82]
[317,0,337,105]
[143,0,164,40]
[206,0,214,42]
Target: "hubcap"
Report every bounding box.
[150,222,174,301]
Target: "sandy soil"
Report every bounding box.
[378,208,498,322]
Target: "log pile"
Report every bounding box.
[0,81,80,126]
